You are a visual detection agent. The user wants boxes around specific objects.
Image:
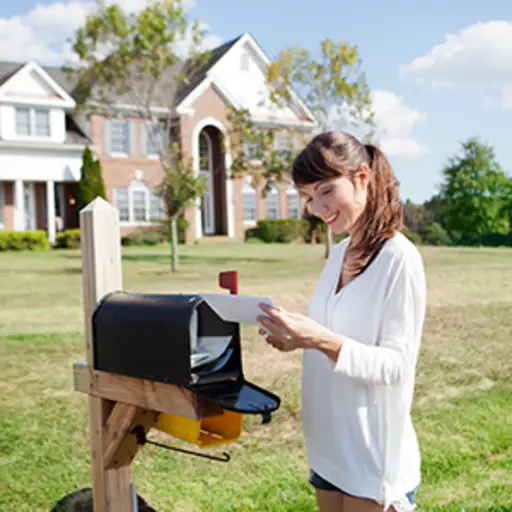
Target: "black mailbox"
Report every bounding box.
[92,291,280,418]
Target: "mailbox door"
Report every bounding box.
[188,379,280,415]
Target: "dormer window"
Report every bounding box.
[15,107,51,137]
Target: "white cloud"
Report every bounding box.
[0,0,220,65]
[331,90,429,159]
[400,20,512,109]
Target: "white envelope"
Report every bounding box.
[199,292,274,326]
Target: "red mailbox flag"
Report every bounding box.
[219,271,238,295]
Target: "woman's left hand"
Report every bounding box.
[256,303,330,352]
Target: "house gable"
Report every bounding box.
[0,61,75,109]
[176,33,317,129]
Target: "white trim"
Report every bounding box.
[265,184,280,220]
[13,179,24,231]
[23,182,36,231]
[199,131,215,235]
[113,178,165,227]
[0,140,86,151]
[0,183,4,229]
[0,61,75,109]
[46,180,56,243]
[242,178,257,226]
[286,185,301,219]
[175,33,318,128]
[191,117,234,239]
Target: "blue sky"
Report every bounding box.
[1,0,511,203]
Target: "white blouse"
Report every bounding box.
[302,232,427,511]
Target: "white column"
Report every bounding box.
[13,179,24,231]
[46,180,56,244]
[225,152,235,238]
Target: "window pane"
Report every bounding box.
[15,108,31,135]
[35,109,50,137]
[266,191,279,219]
[150,191,165,220]
[114,188,129,221]
[243,191,257,221]
[111,120,128,153]
[287,193,300,219]
[147,123,164,156]
[132,190,147,222]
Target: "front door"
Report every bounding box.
[199,131,215,235]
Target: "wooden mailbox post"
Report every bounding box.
[73,198,217,511]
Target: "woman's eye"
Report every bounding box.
[322,187,333,196]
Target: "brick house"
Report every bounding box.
[0,33,317,244]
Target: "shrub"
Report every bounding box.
[55,229,81,249]
[0,231,49,251]
[121,218,189,246]
[253,219,308,243]
[402,227,423,245]
[421,222,451,246]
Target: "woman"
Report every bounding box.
[257,131,427,512]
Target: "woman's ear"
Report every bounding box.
[356,164,370,190]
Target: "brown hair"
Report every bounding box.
[292,131,403,281]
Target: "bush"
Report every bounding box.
[402,227,423,245]
[253,219,308,243]
[0,231,49,251]
[121,218,189,246]
[54,229,81,249]
[421,222,451,246]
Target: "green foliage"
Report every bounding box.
[54,229,81,249]
[76,146,106,211]
[402,227,423,245]
[156,143,208,220]
[226,107,297,191]
[422,222,451,246]
[252,219,309,243]
[267,39,375,135]
[0,231,49,251]
[439,137,511,239]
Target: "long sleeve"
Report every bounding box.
[333,255,424,386]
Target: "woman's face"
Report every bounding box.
[299,171,368,235]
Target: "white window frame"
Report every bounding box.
[113,179,166,226]
[0,183,4,229]
[286,186,301,219]
[274,132,293,157]
[145,122,164,159]
[15,107,51,138]
[242,178,257,226]
[265,185,280,220]
[110,119,129,156]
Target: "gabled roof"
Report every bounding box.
[0,32,316,127]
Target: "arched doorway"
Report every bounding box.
[197,125,228,236]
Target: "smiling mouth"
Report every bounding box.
[325,212,339,225]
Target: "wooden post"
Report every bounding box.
[80,198,132,511]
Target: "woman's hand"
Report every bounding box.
[256,303,339,354]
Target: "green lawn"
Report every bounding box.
[0,242,511,511]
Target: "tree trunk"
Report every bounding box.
[169,216,179,272]
[324,224,333,258]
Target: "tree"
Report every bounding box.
[77,146,107,211]
[266,39,375,257]
[226,106,299,195]
[438,137,510,243]
[66,0,211,271]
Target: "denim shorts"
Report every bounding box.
[309,470,416,505]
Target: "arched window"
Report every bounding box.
[243,177,257,224]
[113,177,166,224]
[265,185,280,219]
[199,132,211,172]
[286,185,301,219]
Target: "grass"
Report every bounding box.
[0,242,511,511]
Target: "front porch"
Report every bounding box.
[0,180,78,243]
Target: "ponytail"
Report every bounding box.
[343,143,403,279]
